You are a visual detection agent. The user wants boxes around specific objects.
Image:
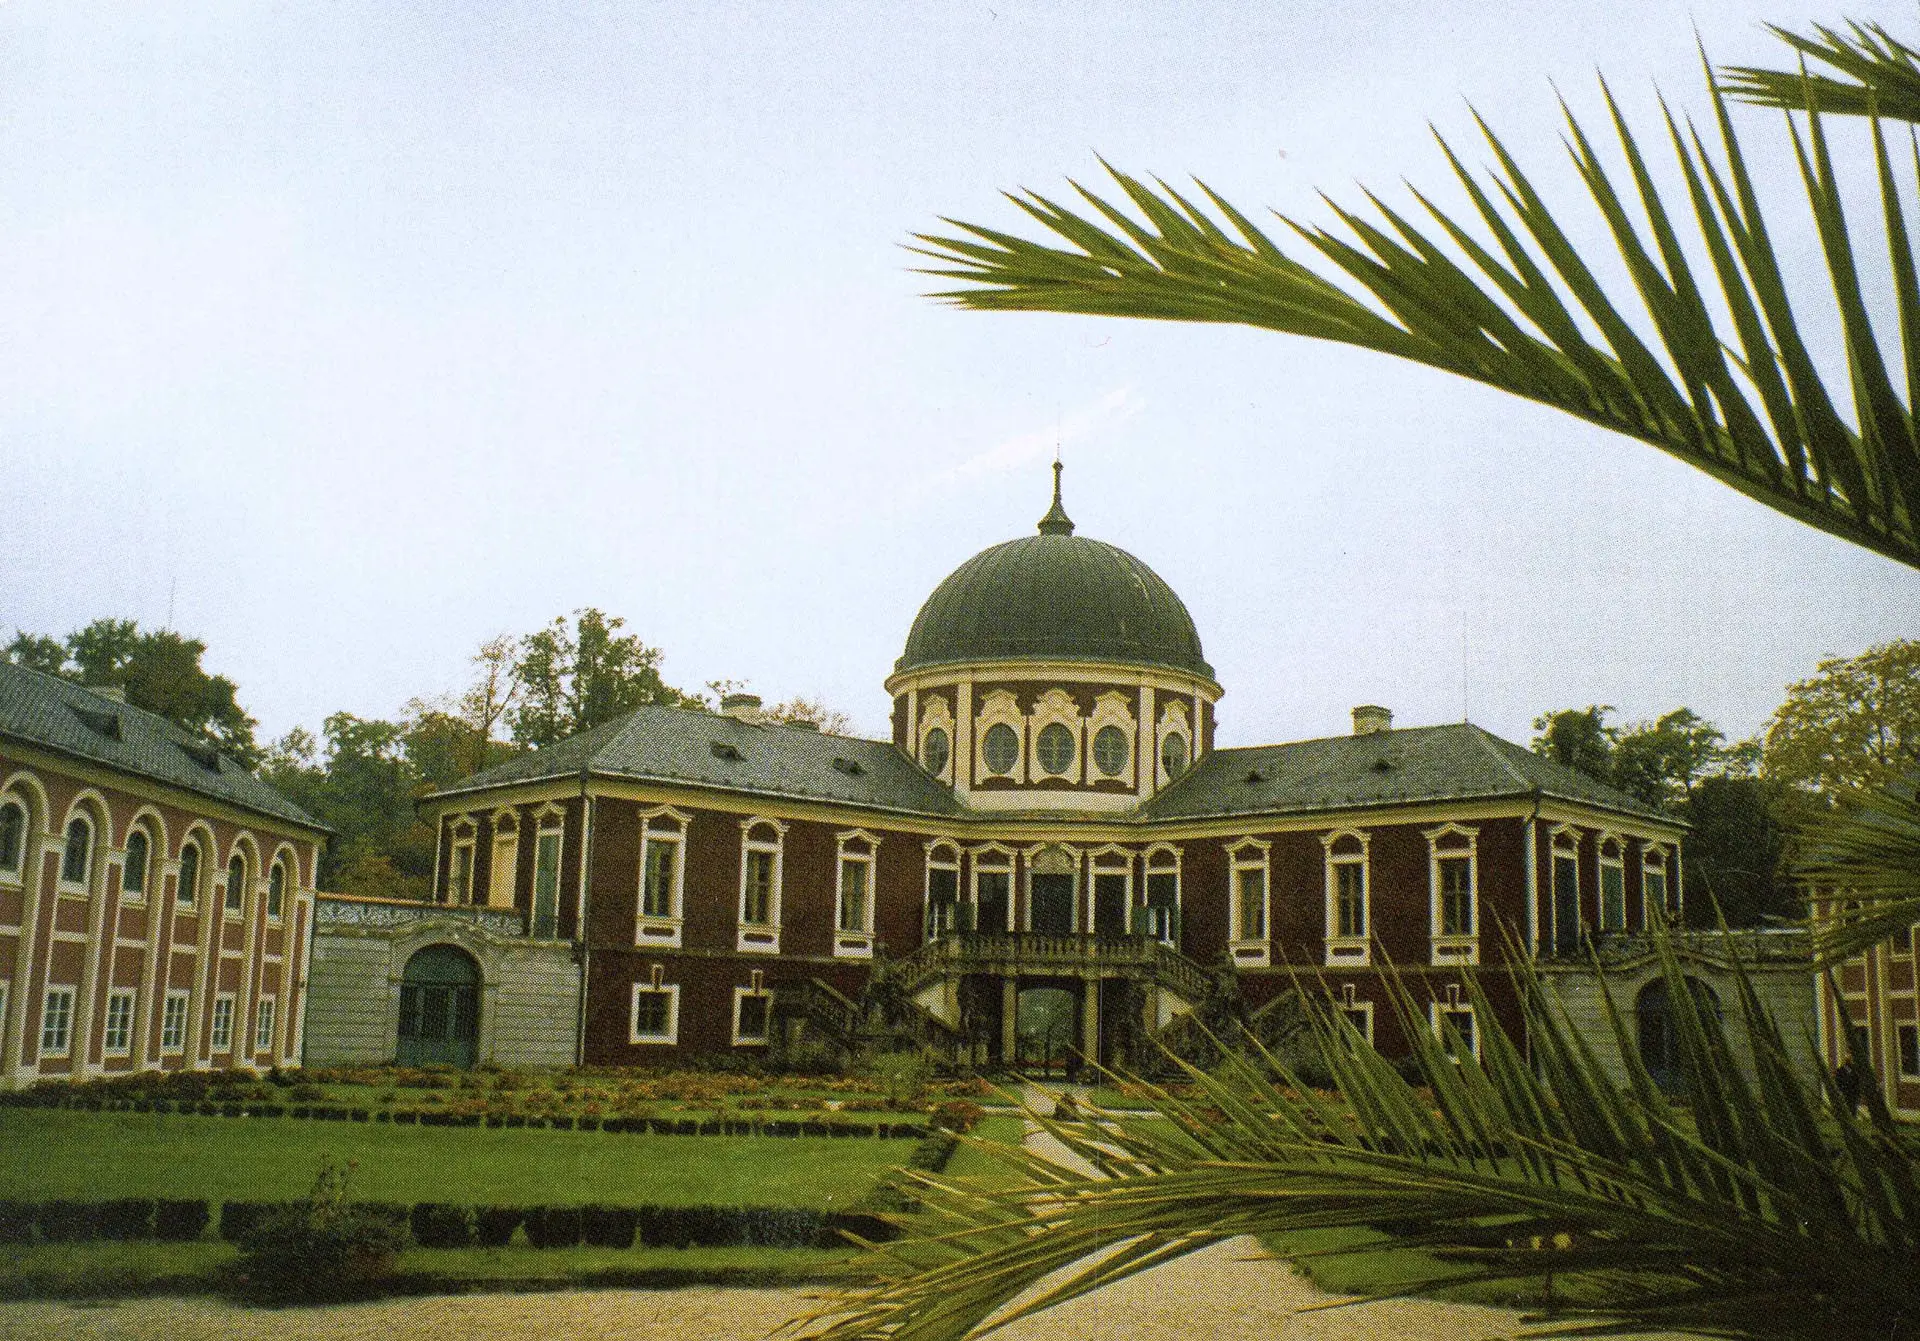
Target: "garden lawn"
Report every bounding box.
[0,1109,908,1208]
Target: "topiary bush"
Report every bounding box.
[409,1202,475,1249]
[154,1199,211,1242]
[579,1205,637,1249]
[97,1198,156,1241]
[37,1200,102,1242]
[235,1160,411,1301]
[520,1206,583,1249]
[473,1206,523,1248]
[0,1202,34,1244]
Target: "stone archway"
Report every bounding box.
[397,943,481,1068]
[1636,975,1722,1094]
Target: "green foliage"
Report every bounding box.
[1531,705,1618,783]
[809,924,1920,1340]
[234,1159,411,1300]
[5,619,259,764]
[511,608,699,749]
[1763,638,1920,804]
[1678,774,1794,926]
[864,1052,935,1107]
[260,712,439,897]
[1795,774,1920,963]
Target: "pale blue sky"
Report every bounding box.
[2,1,1913,754]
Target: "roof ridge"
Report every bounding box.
[1462,722,1537,791]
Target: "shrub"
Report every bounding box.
[579,1205,637,1249]
[864,1051,935,1107]
[929,1099,984,1133]
[219,1201,285,1243]
[0,1201,35,1244]
[37,1201,102,1242]
[410,1202,476,1249]
[154,1199,211,1242]
[473,1206,523,1248]
[97,1198,156,1241]
[288,1083,327,1103]
[235,1160,411,1301]
[520,1206,583,1249]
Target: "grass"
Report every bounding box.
[937,1117,1027,1188]
[1265,1227,1636,1312]
[0,1240,856,1300]
[0,1108,909,1208]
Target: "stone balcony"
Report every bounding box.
[316,893,530,939]
[907,931,1214,1004]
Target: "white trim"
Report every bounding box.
[975,690,1025,782]
[1431,1000,1481,1061]
[917,694,956,783]
[209,994,235,1053]
[39,985,75,1057]
[924,839,963,938]
[969,843,1017,934]
[1641,843,1672,920]
[1424,823,1479,966]
[1156,701,1192,786]
[1087,843,1132,937]
[1322,829,1371,967]
[254,996,277,1053]
[0,793,27,885]
[1087,691,1137,785]
[736,816,787,955]
[833,829,881,957]
[732,980,773,1046]
[635,805,690,948]
[1548,824,1582,952]
[1598,833,1627,932]
[102,988,135,1056]
[1028,688,1084,784]
[1227,837,1271,968]
[1141,842,1181,945]
[159,988,189,1054]
[630,980,679,1044]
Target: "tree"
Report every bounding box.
[767,696,855,735]
[1679,774,1794,925]
[1611,707,1736,808]
[6,619,259,764]
[1530,705,1616,783]
[510,608,697,749]
[1763,639,1920,803]
[260,713,435,899]
[805,18,1920,1339]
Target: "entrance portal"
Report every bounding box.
[397,944,480,1068]
[1635,976,1721,1094]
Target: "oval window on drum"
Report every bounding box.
[1092,725,1129,777]
[922,726,950,776]
[1160,731,1189,780]
[982,723,1020,775]
[1036,722,1076,775]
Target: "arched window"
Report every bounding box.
[60,816,93,887]
[122,827,151,901]
[177,840,201,909]
[267,859,287,919]
[0,798,27,880]
[225,854,248,915]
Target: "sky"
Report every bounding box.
[1,1,1914,757]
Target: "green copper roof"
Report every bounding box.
[897,469,1212,678]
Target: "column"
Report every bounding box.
[1000,977,1017,1065]
[1082,978,1099,1070]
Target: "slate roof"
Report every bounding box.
[1142,722,1678,825]
[0,662,326,831]
[432,706,1675,830]
[431,703,965,817]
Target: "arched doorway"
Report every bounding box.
[1636,976,1721,1094]
[398,944,481,1068]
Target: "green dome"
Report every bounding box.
[897,467,1212,678]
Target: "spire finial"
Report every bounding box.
[1037,459,1074,535]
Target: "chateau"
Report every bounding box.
[336,467,1717,1073]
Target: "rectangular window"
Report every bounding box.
[41,987,74,1057]
[630,984,678,1044]
[1434,1005,1477,1060]
[926,865,960,937]
[1552,852,1580,953]
[1237,867,1267,940]
[1898,1023,1920,1080]
[1438,857,1473,937]
[1339,1003,1374,1045]
[1600,860,1626,931]
[490,831,519,909]
[255,998,276,1052]
[742,850,776,925]
[533,828,563,939]
[733,989,771,1046]
[210,995,234,1052]
[177,845,199,909]
[838,858,870,934]
[1334,863,1366,939]
[1144,869,1179,942]
[448,840,474,905]
[160,991,189,1053]
[1644,867,1668,916]
[641,836,679,920]
[973,869,1011,933]
[103,990,135,1055]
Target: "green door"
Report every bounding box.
[397,944,480,1068]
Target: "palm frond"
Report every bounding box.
[1794,774,1920,963]
[911,49,1920,570]
[804,925,1920,1340]
[1721,20,1920,124]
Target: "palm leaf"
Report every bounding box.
[910,44,1920,570]
[803,923,1920,1340]
[1721,20,1920,124]
[1794,775,1920,963]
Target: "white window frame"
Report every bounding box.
[266,859,287,922]
[1027,688,1084,784]
[255,997,277,1053]
[530,806,566,939]
[1087,691,1137,784]
[447,822,476,906]
[1087,845,1132,936]
[970,845,1016,933]
[41,986,75,1057]
[1323,830,1371,967]
[1227,838,1271,968]
[210,994,235,1052]
[1141,844,1181,945]
[121,827,152,905]
[1425,823,1480,966]
[1156,701,1192,786]
[1334,985,1375,1046]
[629,972,679,1045]
[635,806,691,948]
[58,814,93,892]
[732,975,772,1046]
[0,797,27,884]
[1898,1022,1920,1081]
[975,690,1025,782]
[736,817,787,955]
[918,695,956,783]
[1642,844,1673,920]
[1549,825,1582,951]
[489,812,520,911]
[159,989,189,1054]
[1431,999,1480,1061]
[176,839,202,911]
[924,840,963,939]
[834,829,881,958]
[1598,836,1627,932]
[103,989,135,1056]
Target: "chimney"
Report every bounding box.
[720,693,764,722]
[1351,705,1392,736]
[89,684,127,704]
